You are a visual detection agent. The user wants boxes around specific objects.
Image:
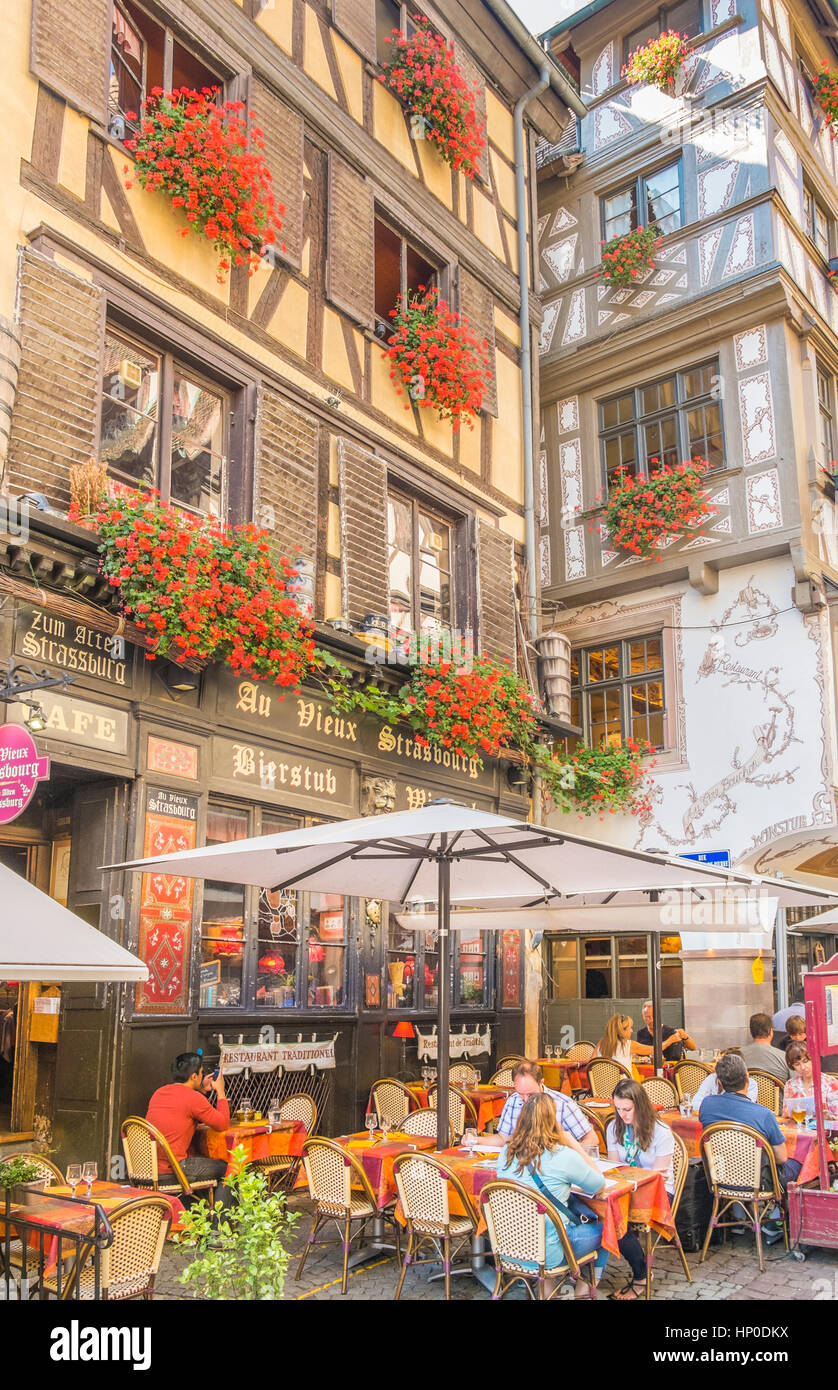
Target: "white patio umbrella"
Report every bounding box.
[0,862,148,982]
[108,800,796,1149]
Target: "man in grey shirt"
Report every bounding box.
[740,1012,790,1082]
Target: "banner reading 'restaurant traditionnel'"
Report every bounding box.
[220,1039,336,1073]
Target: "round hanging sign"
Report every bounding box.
[0,722,50,824]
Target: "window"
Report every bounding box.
[546,937,577,999]
[623,0,701,64]
[602,160,683,242]
[375,0,419,64]
[584,938,612,998]
[599,359,723,491]
[570,635,666,751]
[100,327,227,516]
[818,366,835,465]
[385,911,441,1009]
[661,933,683,998]
[200,805,249,1008]
[387,489,454,642]
[374,216,440,341]
[308,894,347,1007]
[617,935,649,997]
[804,185,831,261]
[109,0,220,138]
[457,927,489,1007]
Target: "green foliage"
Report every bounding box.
[0,1157,43,1188]
[175,1146,299,1300]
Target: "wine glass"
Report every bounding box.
[82,1161,97,1197]
[66,1164,82,1197]
[463,1128,478,1155]
[545,1044,555,1061]
[241,1096,253,1123]
[365,1112,378,1141]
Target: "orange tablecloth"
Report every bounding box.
[405,1083,428,1108]
[393,1147,499,1227]
[402,1082,511,1131]
[579,1166,676,1256]
[2,1182,186,1276]
[197,1119,307,1179]
[331,1132,436,1209]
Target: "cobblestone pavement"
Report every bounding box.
[153,1192,838,1301]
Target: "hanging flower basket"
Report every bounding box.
[379,19,486,178]
[386,284,489,430]
[814,63,838,138]
[601,458,716,559]
[534,739,656,819]
[76,489,316,689]
[597,224,662,287]
[622,30,690,92]
[123,87,285,282]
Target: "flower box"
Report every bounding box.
[386,285,489,430]
[815,63,838,139]
[379,20,486,179]
[601,458,716,559]
[622,30,690,92]
[597,224,662,287]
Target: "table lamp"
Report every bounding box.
[392,1020,415,1077]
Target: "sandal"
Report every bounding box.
[610,1279,646,1301]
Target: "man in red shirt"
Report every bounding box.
[146,1052,232,1205]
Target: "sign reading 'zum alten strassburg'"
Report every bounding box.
[0,723,50,824]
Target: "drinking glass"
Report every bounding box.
[679,1094,692,1117]
[463,1128,478,1155]
[365,1112,378,1141]
[792,1104,807,1129]
[545,1044,554,1061]
[82,1161,97,1197]
[66,1164,82,1197]
[241,1096,253,1122]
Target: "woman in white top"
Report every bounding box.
[606,1079,675,1301]
[597,1014,653,1079]
[691,1048,758,1108]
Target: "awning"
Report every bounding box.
[0,863,148,983]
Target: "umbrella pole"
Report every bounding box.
[437,837,451,1153]
[650,930,663,1075]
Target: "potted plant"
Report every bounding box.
[385,284,489,430]
[175,1147,299,1299]
[597,224,662,287]
[0,1156,45,1205]
[622,30,690,93]
[379,19,486,178]
[123,87,285,282]
[814,63,838,139]
[533,738,656,820]
[599,457,716,559]
[278,973,296,1006]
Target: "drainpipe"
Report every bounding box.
[514,67,550,645]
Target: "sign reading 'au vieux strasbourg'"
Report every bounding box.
[0,722,50,824]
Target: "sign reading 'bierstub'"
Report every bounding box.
[0,723,50,824]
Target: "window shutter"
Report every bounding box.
[453,44,490,184]
[256,388,319,566]
[327,154,375,329]
[459,268,498,417]
[476,520,516,663]
[30,0,109,124]
[250,79,305,270]
[6,249,105,512]
[338,438,389,623]
[330,0,377,63]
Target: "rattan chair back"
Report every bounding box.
[489,1066,515,1087]
[587,1057,630,1097]
[400,1107,452,1143]
[748,1069,783,1115]
[370,1078,414,1127]
[642,1076,679,1109]
[700,1121,782,1200]
[13,1152,64,1186]
[428,1083,478,1139]
[480,1179,581,1275]
[302,1137,377,1216]
[60,1196,172,1301]
[563,1041,596,1063]
[392,1152,478,1236]
[669,1130,690,1215]
[121,1116,190,1192]
[496,1055,526,1070]
[449,1063,480,1086]
[579,1106,609,1153]
[673,1060,712,1100]
[279,1092,318,1132]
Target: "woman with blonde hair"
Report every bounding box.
[497,1092,609,1298]
[597,1013,653,1078]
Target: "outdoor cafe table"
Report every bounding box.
[333,1131,436,1209]
[196,1118,307,1179]
[538,1060,675,1095]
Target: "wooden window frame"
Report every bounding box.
[803,182,832,264]
[386,480,465,643]
[373,211,451,341]
[818,364,835,466]
[570,634,667,753]
[598,356,724,494]
[622,0,703,64]
[600,158,684,244]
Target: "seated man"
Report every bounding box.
[698,1052,801,1221]
[146,1051,232,1206]
[636,1000,696,1062]
[475,1058,599,1158]
[740,1012,790,1082]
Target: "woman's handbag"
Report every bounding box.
[529,1166,593,1225]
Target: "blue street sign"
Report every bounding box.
[681,850,732,868]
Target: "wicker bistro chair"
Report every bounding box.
[489,1066,515,1087]
[673,1060,713,1101]
[699,1121,789,1273]
[392,1152,480,1300]
[428,1084,479,1141]
[642,1129,693,1291]
[399,1108,454,1145]
[748,1070,784,1116]
[496,1055,526,1071]
[562,1041,597,1064]
[120,1117,216,1207]
[296,1137,396,1296]
[12,1153,65,1186]
[642,1076,680,1110]
[1,1153,66,1283]
[449,1063,481,1086]
[40,1196,172,1301]
[586,1057,631,1098]
[479,1179,598,1301]
[579,1106,609,1156]
[250,1092,318,1190]
[370,1079,415,1129]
